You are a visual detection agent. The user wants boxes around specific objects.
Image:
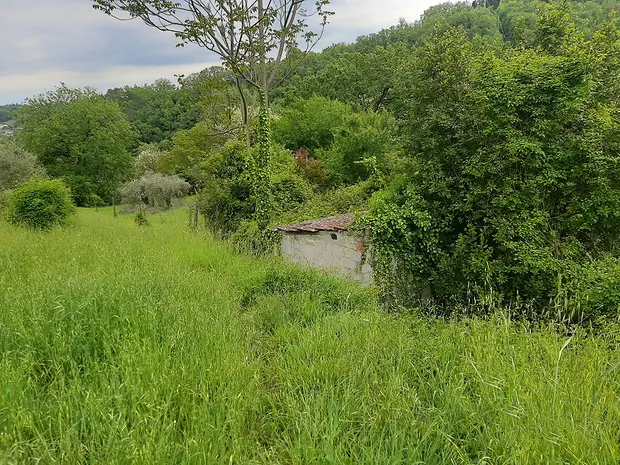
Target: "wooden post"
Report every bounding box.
[193,189,199,231]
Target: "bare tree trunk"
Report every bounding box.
[235,74,252,157]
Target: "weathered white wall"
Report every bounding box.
[281,230,373,284]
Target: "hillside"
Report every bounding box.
[0,208,618,463]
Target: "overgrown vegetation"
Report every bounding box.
[0,208,618,463]
[17,85,136,206]
[364,2,620,319]
[3,178,75,230]
[3,1,620,460]
[7,0,620,319]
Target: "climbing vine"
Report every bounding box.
[359,189,444,309]
[252,89,272,230]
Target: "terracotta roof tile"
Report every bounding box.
[274,213,356,233]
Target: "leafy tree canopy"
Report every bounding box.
[106,79,200,146]
[17,85,137,206]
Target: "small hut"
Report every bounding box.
[273,213,373,283]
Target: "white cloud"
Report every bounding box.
[328,0,443,39]
[0,63,218,102]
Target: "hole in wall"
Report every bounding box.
[331,233,338,240]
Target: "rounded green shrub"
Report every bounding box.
[4,178,76,230]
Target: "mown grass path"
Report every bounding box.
[1,209,619,463]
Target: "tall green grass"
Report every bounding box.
[0,208,619,463]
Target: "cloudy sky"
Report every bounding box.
[0,0,445,105]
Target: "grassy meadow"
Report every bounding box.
[0,208,619,464]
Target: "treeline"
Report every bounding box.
[3,0,620,319]
[0,105,19,124]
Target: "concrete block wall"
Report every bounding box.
[281,230,373,284]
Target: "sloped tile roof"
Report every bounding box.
[274,213,356,233]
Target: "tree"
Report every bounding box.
[368,8,620,315]
[106,79,199,145]
[92,0,332,124]
[0,105,20,124]
[17,85,136,206]
[273,97,400,185]
[0,139,47,192]
[277,45,407,111]
[92,0,333,228]
[178,66,243,133]
[120,172,191,210]
[160,120,232,185]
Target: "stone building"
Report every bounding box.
[274,213,373,284]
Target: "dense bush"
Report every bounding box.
[272,97,350,154]
[270,172,314,214]
[230,220,280,255]
[4,178,75,230]
[315,110,399,184]
[197,141,254,235]
[272,97,399,185]
[367,7,620,318]
[197,140,304,236]
[0,139,47,191]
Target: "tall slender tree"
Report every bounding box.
[91,0,332,127]
[92,0,332,227]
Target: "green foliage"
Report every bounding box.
[241,266,376,311]
[0,208,619,462]
[272,96,350,154]
[369,10,620,317]
[106,79,200,145]
[197,140,254,235]
[273,97,399,185]
[230,220,280,256]
[134,211,150,227]
[315,110,399,185]
[197,138,302,236]
[178,66,241,131]
[0,104,20,124]
[3,178,75,230]
[161,120,232,184]
[120,173,191,211]
[499,0,620,45]
[252,92,272,229]
[0,139,47,192]
[574,257,620,317]
[17,85,137,206]
[270,172,314,215]
[278,45,406,111]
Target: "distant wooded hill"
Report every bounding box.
[0,105,20,125]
